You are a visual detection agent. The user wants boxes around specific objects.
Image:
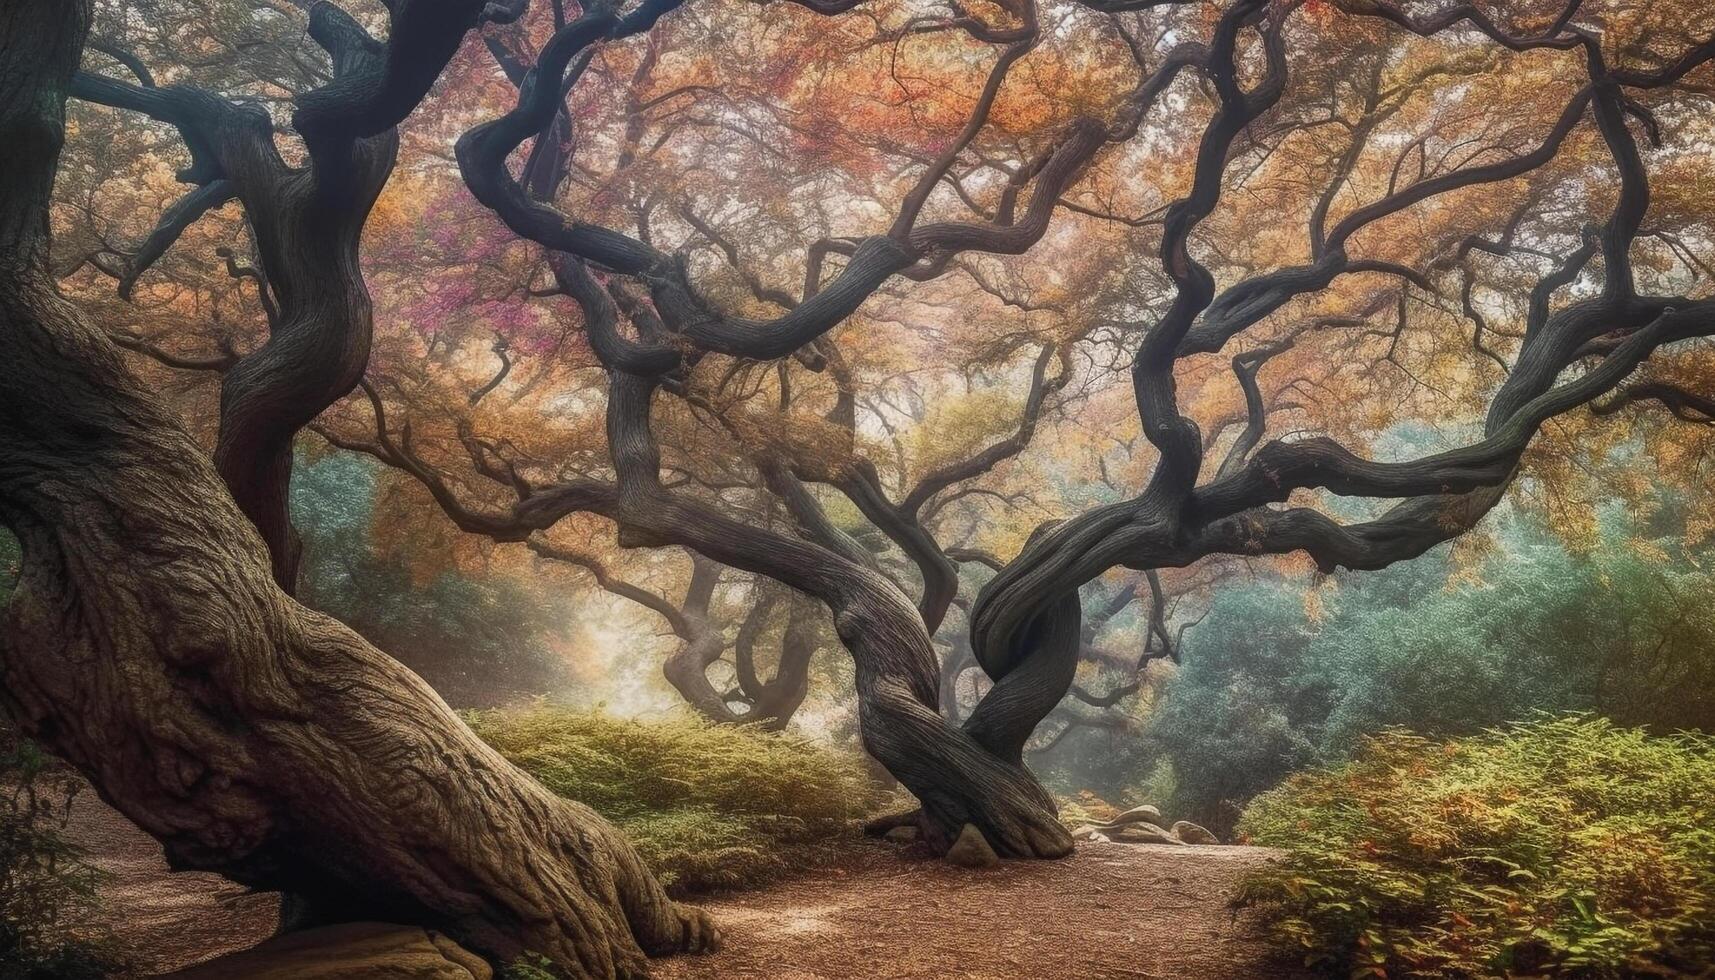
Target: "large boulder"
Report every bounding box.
[1171,820,1220,845]
[160,922,492,980]
[945,823,1001,868]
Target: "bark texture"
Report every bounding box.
[95,0,1715,869]
[0,5,712,975]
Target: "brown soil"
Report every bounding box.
[68,793,1306,980]
[62,790,279,974]
[655,841,1313,980]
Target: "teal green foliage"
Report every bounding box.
[292,453,570,707]
[1238,717,1715,978]
[1144,582,1330,829]
[466,705,882,893]
[1147,508,1715,832]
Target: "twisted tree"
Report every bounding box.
[63,0,535,591]
[11,4,1715,974]
[414,0,1715,855]
[2,2,716,976]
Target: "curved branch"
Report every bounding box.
[87,37,154,87]
[901,343,1066,516]
[1592,381,1715,425]
[294,0,503,173]
[116,179,236,300]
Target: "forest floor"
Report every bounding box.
[654,841,1310,980]
[63,790,280,973]
[67,792,1308,980]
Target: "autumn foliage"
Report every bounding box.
[1237,717,1715,978]
[16,0,1715,966]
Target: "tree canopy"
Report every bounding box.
[6,0,1715,973]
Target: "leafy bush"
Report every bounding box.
[0,729,127,980]
[1147,506,1715,833]
[1237,716,1715,978]
[1146,582,1328,832]
[466,705,883,892]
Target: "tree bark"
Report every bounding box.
[71,0,501,596]
[596,371,1073,858]
[0,6,713,975]
[729,586,817,732]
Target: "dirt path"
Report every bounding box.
[656,841,1311,980]
[62,791,279,974]
[67,792,1304,979]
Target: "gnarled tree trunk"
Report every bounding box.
[70,0,500,596]
[0,5,712,975]
[597,373,1074,858]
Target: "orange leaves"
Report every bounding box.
[51,0,1715,629]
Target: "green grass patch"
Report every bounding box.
[465,705,884,893]
[1236,716,1715,978]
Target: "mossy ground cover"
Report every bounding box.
[1237,716,1715,978]
[466,705,886,893]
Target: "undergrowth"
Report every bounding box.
[465,704,883,893]
[1236,716,1715,978]
[0,729,127,980]
[1057,790,1123,829]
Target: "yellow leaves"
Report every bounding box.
[365,170,426,240]
[1446,531,1496,591]
[904,387,1017,478]
[1685,501,1715,550]
[371,470,468,586]
[1273,551,1320,582]
[1628,536,1673,568]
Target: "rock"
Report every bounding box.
[1106,804,1164,827]
[1070,824,1107,841]
[862,810,920,837]
[945,823,1001,868]
[1107,822,1185,846]
[884,824,919,844]
[1171,820,1219,845]
[159,922,492,980]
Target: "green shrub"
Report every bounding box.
[1236,716,1715,978]
[500,953,559,980]
[0,729,128,980]
[1143,506,1715,835]
[466,705,883,893]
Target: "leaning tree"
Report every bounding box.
[2,1,719,976]
[8,0,1715,973]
